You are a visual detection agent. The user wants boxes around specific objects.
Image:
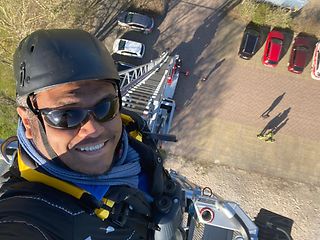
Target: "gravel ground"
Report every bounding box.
[164,154,320,240]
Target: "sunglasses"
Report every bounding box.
[36,96,119,129]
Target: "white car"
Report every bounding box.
[311,41,320,80]
[113,38,145,58]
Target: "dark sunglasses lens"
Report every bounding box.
[93,98,118,121]
[44,109,87,128]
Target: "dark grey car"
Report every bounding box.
[118,11,154,34]
[238,27,260,60]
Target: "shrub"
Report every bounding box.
[0,92,17,139]
[131,0,167,15]
[231,0,292,28]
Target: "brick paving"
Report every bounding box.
[156,0,320,185]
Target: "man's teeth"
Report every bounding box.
[78,143,104,152]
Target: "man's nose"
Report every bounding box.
[77,115,104,138]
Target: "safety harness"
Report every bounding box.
[0,111,164,233]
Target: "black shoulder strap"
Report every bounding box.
[121,108,177,145]
[121,108,149,133]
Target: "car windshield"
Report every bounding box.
[131,23,143,29]
[140,45,144,55]
[296,46,308,51]
[267,60,277,65]
[118,40,126,50]
[116,62,134,71]
[293,66,304,72]
[244,34,258,54]
[125,13,134,23]
[123,51,135,55]
[271,38,283,45]
[317,52,320,71]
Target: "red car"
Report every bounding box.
[262,30,284,67]
[287,36,310,74]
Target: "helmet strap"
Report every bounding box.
[115,81,122,110]
[26,94,62,162]
[36,119,60,160]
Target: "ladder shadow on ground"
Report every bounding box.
[170,0,241,115]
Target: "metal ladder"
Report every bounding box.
[119,51,180,143]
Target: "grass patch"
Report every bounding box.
[131,0,167,15]
[231,0,320,38]
[0,63,17,138]
[0,102,17,139]
[0,63,15,98]
[0,91,17,139]
[231,0,292,28]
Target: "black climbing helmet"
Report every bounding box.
[14,29,120,99]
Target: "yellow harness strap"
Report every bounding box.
[15,113,140,220]
[17,150,114,220]
[121,113,143,142]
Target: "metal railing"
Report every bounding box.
[119,51,169,96]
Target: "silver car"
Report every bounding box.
[118,12,154,34]
[113,38,145,58]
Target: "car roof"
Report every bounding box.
[268,38,282,61]
[293,46,308,67]
[291,36,310,67]
[121,39,142,53]
[244,33,259,53]
[128,12,151,26]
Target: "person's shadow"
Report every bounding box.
[259,107,291,136]
[204,58,225,80]
[261,92,286,118]
[272,118,289,135]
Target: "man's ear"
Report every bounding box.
[17,107,33,139]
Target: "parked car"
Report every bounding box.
[238,26,260,60]
[115,61,136,72]
[113,38,145,58]
[311,41,320,80]
[287,36,311,74]
[118,11,154,34]
[262,30,284,67]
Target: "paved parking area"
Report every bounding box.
[152,0,320,186]
[103,0,320,185]
[102,0,320,185]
